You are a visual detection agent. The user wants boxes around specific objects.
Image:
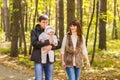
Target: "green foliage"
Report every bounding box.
[92,58,115,68]
[0,0,3,8]
[0,32,6,42]
[17,56,34,68]
[0,40,11,55]
[13,8,20,12]
[18,48,25,54]
[107,40,120,49]
[90,40,120,69]
[0,48,10,54]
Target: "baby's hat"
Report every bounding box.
[45,25,55,34]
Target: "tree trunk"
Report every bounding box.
[77,0,80,19]
[24,0,28,32]
[67,0,75,31]
[4,0,10,41]
[9,1,13,37]
[86,0,95,46]
[21,0,27,56]
[1,8,4,31]
[59,0,64,42]
[32,0,38,28]
[77,0,83,26]
[99,0,107,50]
[91,1,99,64]
[10,0,21,57]
[29,0,38,55]
[18,0,25,49]
[112,0,118,39]
[117,8,120,39]
[28,12,32,31]
[55,0,59,36]
[79,0,83,26]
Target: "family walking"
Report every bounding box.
[30,14,90,80]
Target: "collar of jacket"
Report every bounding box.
[35,24,44,32]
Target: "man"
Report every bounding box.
[30,14,61,80]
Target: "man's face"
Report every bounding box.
[39,20,48,29]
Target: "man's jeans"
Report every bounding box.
[35,62,54,80]
[66,66,82,80]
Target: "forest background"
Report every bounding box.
[0,0,120,80]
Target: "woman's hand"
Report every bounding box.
[84,54,90,70]
[86,62,90,70]
[62,61,66,68]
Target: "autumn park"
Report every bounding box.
[0,0,120,80]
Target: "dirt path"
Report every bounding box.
[0,54,35,80]
[0,64,34,80]
[0,54,120,80]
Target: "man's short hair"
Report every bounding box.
[38,14,49,22]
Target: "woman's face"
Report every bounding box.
[70,25,77,33]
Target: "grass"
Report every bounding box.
[16,55,34,68]
[0,48,10,54]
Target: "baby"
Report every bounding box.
[39,26,58,63]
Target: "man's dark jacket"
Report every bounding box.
[30,24,61,63]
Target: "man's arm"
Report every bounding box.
[31,29,50,49]
[51,39,61,50]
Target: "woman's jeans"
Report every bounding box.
[66,66,82,80]
[35,62,54,80]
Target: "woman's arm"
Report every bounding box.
[61,54,66,68]
[60,35,67,68]
[84,54,90,70]
[82,36,90,70]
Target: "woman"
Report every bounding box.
[61,20,90,80]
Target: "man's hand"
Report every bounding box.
[49,37,54,44]
[45,45,52,52]
[40,39,45,43]
[49,38,56,46]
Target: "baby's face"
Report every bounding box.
[48,32,54,36]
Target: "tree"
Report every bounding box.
[29,0,38,55]
[24,0,28,32]
[117,7,120,39]
[32,0,38,28]
[10,0,21,57]
[99,0,107,50]
[20,0,27,56]
[67,0,75,31]
[55,0,59,36]
[91,0,99,64]
[4,0,10,41]
[76,0,80,19]
[76,0,83,26]
[59,0,64,42]
[112,0,118,39]
[1,8,4,30]
[19,0,25,48]
[79,0,83,26]
[86,0,95,46]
